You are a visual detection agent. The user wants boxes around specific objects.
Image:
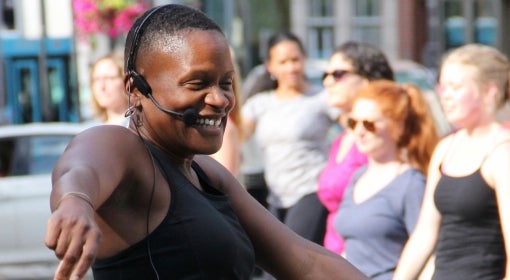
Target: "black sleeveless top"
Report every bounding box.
[433,166,505,279]
[92,144,255,279]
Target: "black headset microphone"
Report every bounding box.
[129,68,199,127]
[124,5,198,280]
[127,5,199,127]
[147,93,199,126]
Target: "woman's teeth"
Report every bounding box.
[197,118,222,127]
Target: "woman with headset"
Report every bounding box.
[44,4,366,280]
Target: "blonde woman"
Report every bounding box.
[89,51,128,125]
[394,44,510,280]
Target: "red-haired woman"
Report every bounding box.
[334,80,439,279]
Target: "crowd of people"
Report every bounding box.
[45,3,510,280]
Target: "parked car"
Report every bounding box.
[0,122,91,279]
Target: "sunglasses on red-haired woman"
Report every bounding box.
[346,117,379,133]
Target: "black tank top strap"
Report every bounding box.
[145,142,224,196]
[190,161,223,195]
[440,128,510,172]
[480,129,510,164]
[439,131,459,174]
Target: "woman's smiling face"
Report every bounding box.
[322,53,367,112]
[265,40,307,89]
[438,62,484,128]
[135,29,235,156]
[349,98,397,160]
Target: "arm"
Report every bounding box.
[210,119,241,176]
[195,155,367,280]
[242,116,256,141]
[393,138,450,280]
[45,126,144,280]
[484,138,510,279]
[240,95,258,141]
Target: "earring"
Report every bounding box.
[125,106,135,118]
[135,113,143,127]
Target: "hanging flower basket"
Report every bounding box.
[73,0,147,41]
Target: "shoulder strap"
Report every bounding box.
[438,131,459,173]
[191,161,223,195]
[481,135,510,164]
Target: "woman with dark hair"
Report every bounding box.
[242,32,339,246]
[318,41,394,255]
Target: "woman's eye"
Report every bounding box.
[186,81,208,89]
[220,80,233,89]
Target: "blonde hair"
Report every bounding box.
[90,51,125,122]
[441,44,510,109]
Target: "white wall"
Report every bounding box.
[45,0,73,38]
[20,0,73,38]
[21,0,42,38]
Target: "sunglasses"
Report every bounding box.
[322,69,354,82]
[346,118,378,133]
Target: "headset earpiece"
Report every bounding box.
[130,71,152,97]
[126,6,163,99]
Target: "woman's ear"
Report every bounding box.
[264,62,275,80]
[484,81,499,106]
[125,75,134,93]
[125,75,143,107]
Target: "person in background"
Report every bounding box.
[335,80,439,279]
[318,41,394,255]
[394,44,510,280]
[242,32,339,247]
[239,65,276,208]
[44,4,367,280]
[89,51,129,126]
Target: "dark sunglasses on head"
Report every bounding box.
[322,69,354,82]
[347,118,377,133]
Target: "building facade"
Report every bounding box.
[289,0,510,68]
[1,0,509,124]
[0,0,78,124]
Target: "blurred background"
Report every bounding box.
[0,0,508,125]
[0,1,509,278]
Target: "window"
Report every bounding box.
[309,0,333,17]
[307,0,335,58]
[444,0,465,48]
[443,0,499,50]
[1,0,14,30]
[474,0,497,46]
[30,135,73,175]
[351,0,381,47]
[0,135,74,176]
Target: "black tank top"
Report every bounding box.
[433,137,506,280]
[92,143,255,279]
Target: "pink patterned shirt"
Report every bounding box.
[317,133,367,254]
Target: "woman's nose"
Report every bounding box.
[205,87,233,109]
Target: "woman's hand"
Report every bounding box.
[45,196,101,280]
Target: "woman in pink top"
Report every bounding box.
[318,41,394,254]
